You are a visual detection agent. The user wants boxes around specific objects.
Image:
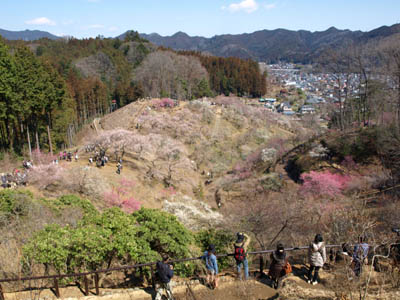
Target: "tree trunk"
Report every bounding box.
[47,125,53,156]
[35,131,40,152]
[27,127,32,160]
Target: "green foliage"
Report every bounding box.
[23,207,196,277]
[194,78,213,98]
[124,30,148,43]
[23,224,71,273]
[195,229,234,270]
[0,189,33,223]
[133,208,195,276]
[323,128,378,163]
[55,194,97,215]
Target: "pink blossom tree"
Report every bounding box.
[300,170,352,198]
[103,178,140,213]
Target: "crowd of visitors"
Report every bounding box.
[152,232,372,299]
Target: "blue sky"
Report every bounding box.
[1,0,400,38]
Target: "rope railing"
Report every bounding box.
[0,244,344,299]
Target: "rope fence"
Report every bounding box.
[0,244,344,299]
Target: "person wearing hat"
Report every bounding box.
[234,232,251,280]
[202,244,219,289]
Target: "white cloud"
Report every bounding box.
[226,0,259,13]
[88,24,105,29]
[25,17,56,26]
[264,3,276,10]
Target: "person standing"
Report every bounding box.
[268,243,289,289]
[202,244,219,289]
[234,232,251,280]
[155,256,174,300]
[116,162,122,174]
[308,234,326,285]
[352,236,369,277]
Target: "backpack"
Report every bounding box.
[234,245,245,262]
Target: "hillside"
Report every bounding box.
[68,96,306,228]
[136,24,400,63]
[0,28,59,40]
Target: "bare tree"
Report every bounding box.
[134,50,208,100]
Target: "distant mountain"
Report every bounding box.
[0,29,60,41]
[135,24,400,63]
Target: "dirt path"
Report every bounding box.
[4,277,278,300]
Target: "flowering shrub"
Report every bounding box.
[104,178,140,213]
[28,164,64,190]
[152,98,175,109]
[300,170,352,197]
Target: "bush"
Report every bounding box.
[23,207,196,277]
[195,229,234,270]
[133,208,195,276]
[23,224,71,274]
[56,195,97,215]
[0,190,33,224]
[322,128,378,163]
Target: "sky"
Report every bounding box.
[1,0,400,38]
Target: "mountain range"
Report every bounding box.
[0,28,59,41]
[138,24,400,63]
[1,24,400,63]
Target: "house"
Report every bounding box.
[279,102,295,115]
[300,105,316,114]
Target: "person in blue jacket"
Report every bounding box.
[202,244,219,289]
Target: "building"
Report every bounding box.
[300,105,316,114]
[279,102,295,115]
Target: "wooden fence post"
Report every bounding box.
[84,276,89,296]
[54,278,60,298]
[94,273,100,295]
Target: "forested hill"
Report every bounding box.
[0,31,266,154]
[0,28,60,41]
[137,24,400,63]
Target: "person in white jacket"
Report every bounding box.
[307,234,326,285]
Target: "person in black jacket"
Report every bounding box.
[155,256,174,300]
